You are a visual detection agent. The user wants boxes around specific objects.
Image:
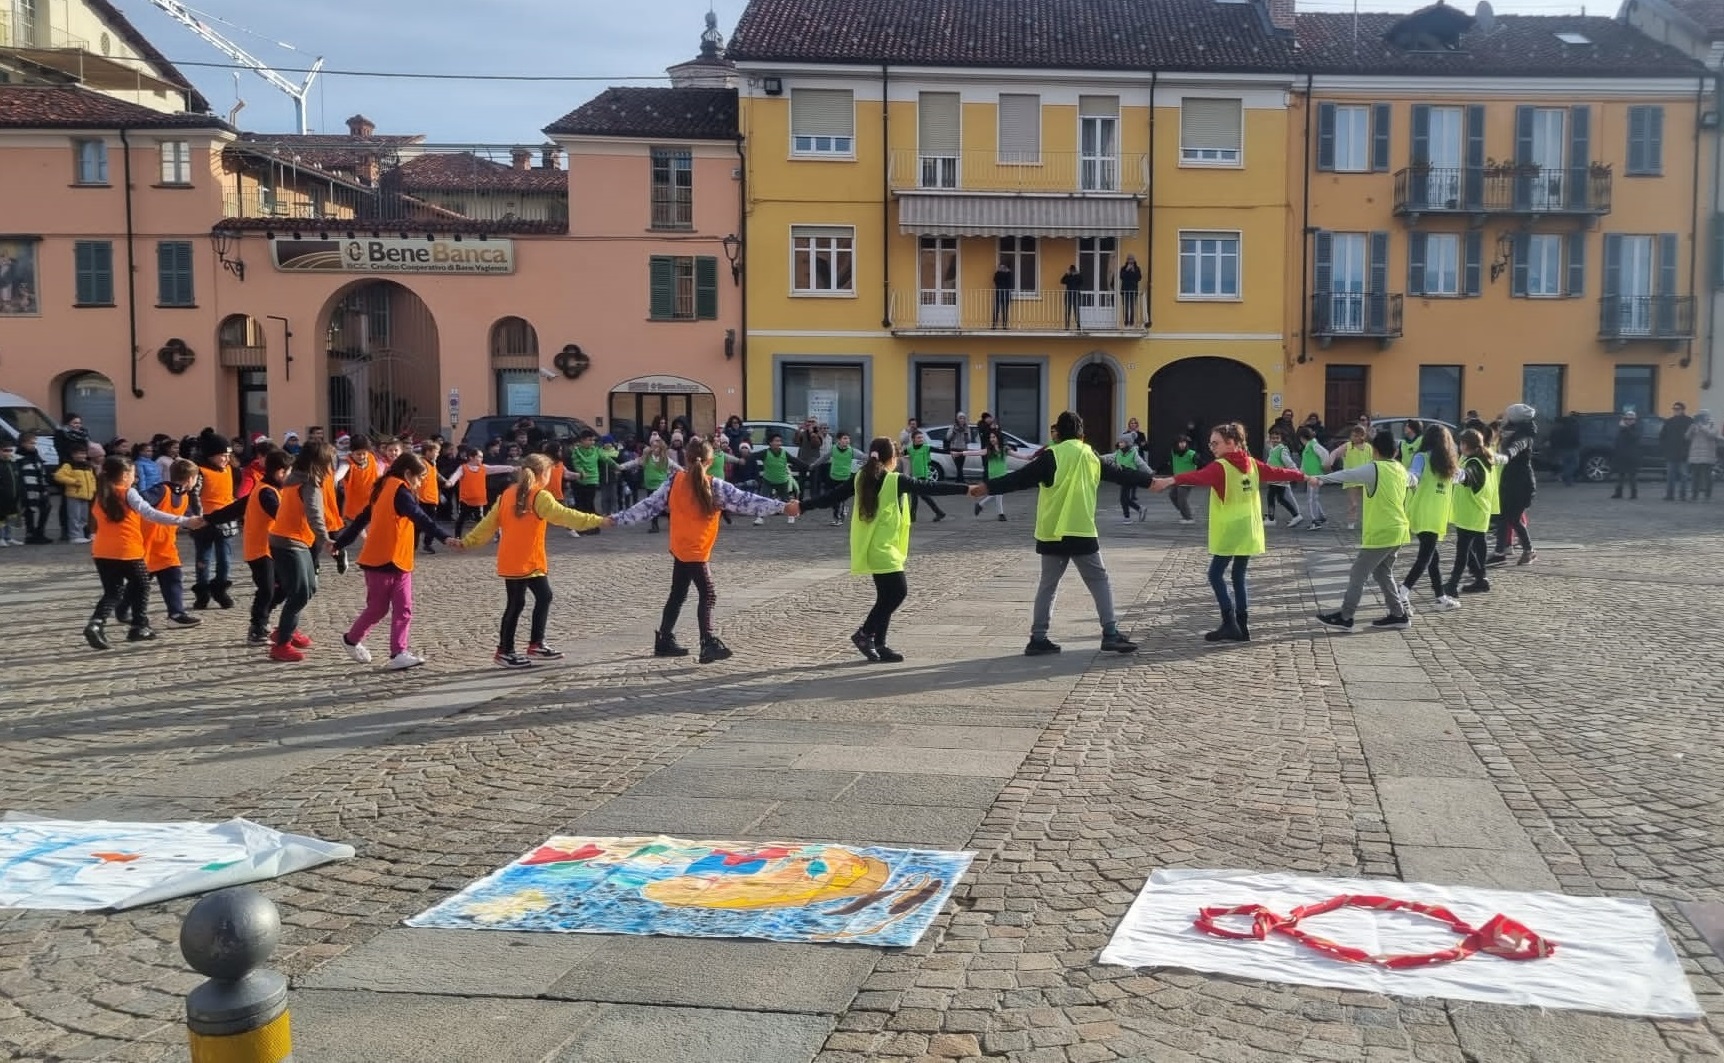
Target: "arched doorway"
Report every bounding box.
[1147,357,1267,466]
[1074,359,1116,450]
[489,317,541,416]
[322,281,440,438]
[61,371,115,443]
[218,314,269,441]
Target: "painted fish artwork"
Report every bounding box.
[406,835,975,947]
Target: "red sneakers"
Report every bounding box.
[271,629,313,649]
[267,642,305,663]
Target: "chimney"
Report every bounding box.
[1267,0,1295,31]
[346,113,376,138]
[511,148,533,170]
[541,145,562,171]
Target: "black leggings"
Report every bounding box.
[863,571,909,645]
[1445,529,1489,593]
[248,556,282,631]
[1119,484,1141,518]
[454,503,486,538]
[1495,503,1532,554]
[910,486,945,521]
[91,557,148,628]
[1401,531,1444,597]
[661,560,717,638]
[500,576,553,653]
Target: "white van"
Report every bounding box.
[0,391,60,465]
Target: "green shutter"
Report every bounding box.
[695,256,719,320]
[156,242,174,305]
[1565,233,1585,298]
[1316,103,1336,171]
[75,242,94,304]
[649,255,675,320]
[1510,234,1530,298]
[1371,103,1392,172]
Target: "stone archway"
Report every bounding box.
[1070,352,1123,451]
[321,280,441,438]
[1147,357,1267,465]
[489,316,541,416]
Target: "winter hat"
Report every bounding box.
[282,430,300,441]
[1504,403,1536,423]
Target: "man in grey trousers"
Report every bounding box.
[1310,430,1413,632]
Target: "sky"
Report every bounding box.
[121,0,1601,143]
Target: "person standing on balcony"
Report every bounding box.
[1661,401,1694,501]
[1119,254,1142,327]
[1060,265,1083,329]
[993,260,1013,328]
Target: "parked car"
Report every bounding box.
[742,420,834,462]
[1324,416,1456,453]
[458,415,592,454]
[919,425,1041,480]
[1533,412,1668,483]
[0,390,60,465]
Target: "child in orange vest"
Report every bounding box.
[612,438,799,663]
[83,456,206,650]
[460,453,605,668]
[137,458,206,628]
[221,449,294,644]
[415,440,451,554]
[269,441,336,662]
[448,447,518,538]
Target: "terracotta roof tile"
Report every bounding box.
[544,87,738,139]
[85,0,209,112]
[387,152,567,193]
[0,85,229,129]
[726,0,1295,72]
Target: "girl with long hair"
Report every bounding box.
[972,427,1012,520]
[83,455,205,650]
[267,441,335,662]
[1443,428,1497,599]
[617,435,681,534]
[1401,423,1460,610]
[332,452,459,670]
[613,438,798,663]
[460,453,606,668]
[804,437,969,661]
[1488,404,1538,566]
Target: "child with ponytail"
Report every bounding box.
[803,437,969,662]
[460,454,606,668]
[1402,423,1460,610]
[332,452,460,671]
[138,458,206,628]
[268,441,335,662]
[1443,427,1496,599]
[235,449,293,643]
[617,435,681,534]
[83,456,206,650]
[613,438,798,663]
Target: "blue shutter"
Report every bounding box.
[1312,231,1332,332]
[1409,105,1431,211]
[156,243,174,305]
[694,256,719,320]
[174,242,194,305]
[1368,231,1389,332]
[1657,233,1679,333]
[1371,103,1392,172]
[649,255,675,320]
[1566,233,1585,298]
[1627,107,1648,174]
[1464,105,1486,209]
[1510,234,1530,298]
[1316,103,1336,171]
[1568,105,1590,210]
[1464,231,1482,296]
[1512,106,1534,210]
[74,242,94,304]
[1408,232,1428,296]
[1648,107,1665,175]
[96,242,114,304]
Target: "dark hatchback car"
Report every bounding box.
[458,415,593,454]
[1533,412,1668,482]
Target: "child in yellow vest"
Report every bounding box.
[1309,430,1412,632]
[1330,425,1373,531]
[1402,424,1461,611]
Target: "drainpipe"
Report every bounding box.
[1687,74,1704,370]
[1707,70,1721,391]
[1146,71,1157,331]
[735,131,749,413]
[1298,74,1314,365]
[120,127,143,399]
[881,62,892,329]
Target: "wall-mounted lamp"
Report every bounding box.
[724,328,737,360]
[1489,231,1515,284]
[209,229,246,282]
[721,233,743,285]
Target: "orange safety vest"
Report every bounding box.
[495,484,549,579]
[143,488,189,572]
[417,466,440,507]
[458,461,489,506]
[243,484,277,562]
[198,464,235,513]
[91,496,145,561]
[547,463,566,500]
[273,480,317,547]
[667,471,721,563]
[357,478,418,572]
[342,455,379,521]
[322,475,344,533]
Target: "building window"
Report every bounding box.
[1419,233,1460,296]
[73,139,108,184]
[495,370,541,417]
[781,361,864,438]
[914,362,962,429]
[1525,234,1564,297]
[791,225,854,294]
[997,93,1041,163]
[156,241,194,306]
[649,255,718,320]
[1522,365,1565,419]
[1613,364,1656,416]
[73,241,114,306]
[1178,231,1241,299]
[997,236,1037,294]
[993,362,1044,443]
[650,148,693,229]
[790,88,855,156]
[917,92,961,188]
[1626,105,1664,176]
[1333,104,1369,172]
[1179,98,1242,164]
[159,140,191,184]
[1417,365,1464,424]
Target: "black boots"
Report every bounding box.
[210,580,235,609]
[699,636,733,664]
[850,628,879,661]
[84,617,109,650]
[192,583,211,610]
[653,629,689,658]
[1236,609,1251,641]
[1205,608,1248,643]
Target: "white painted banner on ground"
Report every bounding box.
[1099,869,1701,1019]
[0,814,355,911]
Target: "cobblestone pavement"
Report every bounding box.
[1,484,1721,1062]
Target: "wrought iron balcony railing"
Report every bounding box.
[1393,165,1612,217]
[1598,295,1694,342]
[1310,291,1404,340]
[889,150,1150,195]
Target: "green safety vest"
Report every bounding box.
[1399,438,1423,467]
[850,472,911,575]
[829,445,855,480]
[643,455,671,491]
[1033,439,1100,543]
[1449,456,1491,532]
[1209,457,1265,557]
[1268,443,1294,469]
[1406,463,1452,535]
[762,449,790,485]
[1341,443,1371,489]
[1300,443,1324,476]
[907,443,932,479]
[986,451,1009,479]
[1487,461,1502,515]
[569,446,601,483]
[708,451,727,478]
[1171,449,1198,474]
[1361,460,1411,548]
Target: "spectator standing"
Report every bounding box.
[945,412,973,484]
[15,432,51,543]
[793,417,825,499]
[1610,411,1642,500]
[993,260,1013,328]
[1119,254,1142,326]
[0,439,21,545]
[53,412,89,540]
[1661,401,1694,501]
[1060,265,1083,329]
[1687,410,1718,502]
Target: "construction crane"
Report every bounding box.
[144,0,324,133]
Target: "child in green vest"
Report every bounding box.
[1402,423,1460,611]
[617,437,680,534]
[972,427,1013,521]
[899,428,947,522]
[755,433,807,525]
[1444,427,1496,598]
[1108,435,1152,523]
[1264,428,1303,527]
[1165,435,1199,524]
[825,432,857,525]
[1295,426,1329,529]
[567,430,618,533]
[1333,425,1372,531]
[1310,430,1411,631]
[804,437,970,662]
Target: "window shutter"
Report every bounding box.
[1713,214,1724,290]
[156,242,174,304]
[1627,107,1648,174]
[1368,231,1390,331]
[1181,98,1242,152]
[75,242,91,304]
[918,92,960,155]
[649,255,675,320]
[1408,231,1428,295]
[1602,234,1623,297]
[94,143,109,183]
[1513,106,1534,210]
[1657,233,1678,332]
[1371,103,1392,172]
[1510,234,1530,297]
[694,256,719,320]
[998,94,1040,161]
[1464,231,1482,296]
[1648,106,1665,174]
[1568,105,1590,210]
[1566,233,1585,298]
[1410,105,1430,166]
[1316,103,1337,171]
[1464,105,1486,209]
[1313,231,1333,293]
[790,88,854,137]
[178,242,194,304]
[1079,95,1119,117]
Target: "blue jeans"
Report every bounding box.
[1666,460,1690,499]
[1207,555,1250,613]
[194,533,231,588]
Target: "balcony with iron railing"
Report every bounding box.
[888,288,1148,335]
[1310,291,1404,346]
[1598,295,1694,344]
[1392,165,1612,218]
[889,150,1150,196]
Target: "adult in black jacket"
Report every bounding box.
[1490,405,1538,565]
[1660,401,1694,500]
[1610,412,1642,500]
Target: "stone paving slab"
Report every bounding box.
[840,772,1008,808]
[287,990,603,1063]
[750,800,987,849]
[545,937,880,1013]
[567,797,777,837]
[1396,844,1562,890]
[1349,701,1465,741]
[626,766,859,802]
[550,1004,834,1063]
[1359,735,1490,779]
[298,929,606,996]
[789,745,1027,778]
[1377,778,1537,850]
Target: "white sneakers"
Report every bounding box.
[1119,517,1135,525]
[71,536,92,544]
[1180,517,1196,525]
[344,637,372,664]
[1432,595,1462,611]
[753,516,765,526]
[787,516,797,525]
[387,652,425,671]
[1286,515,1304,528]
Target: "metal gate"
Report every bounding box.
[325,281,441,439]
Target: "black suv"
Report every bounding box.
[1533,413,1667,482]
[458,415,593,454]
